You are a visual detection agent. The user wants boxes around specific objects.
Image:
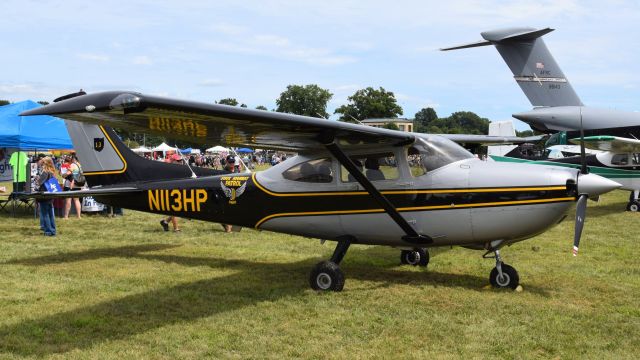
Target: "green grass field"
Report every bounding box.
[0,189,638,359]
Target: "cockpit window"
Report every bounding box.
[283,158,333,183]
[341,152,398,182]
[408,147,427,177]
[411,136,474,174]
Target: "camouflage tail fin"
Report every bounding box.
[442,27,583,107]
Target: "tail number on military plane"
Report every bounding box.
[148,189,208,212]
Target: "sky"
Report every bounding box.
[1,0,639,131]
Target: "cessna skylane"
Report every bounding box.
[22,91,620,291]
[442,26,640,211]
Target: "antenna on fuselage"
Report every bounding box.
[175,145,198,179]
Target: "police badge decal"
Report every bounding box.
[220,176,249,204]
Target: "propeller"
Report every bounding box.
[573,107,588,256]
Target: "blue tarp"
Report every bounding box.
[236,148,253,153]
[0,100,73,149]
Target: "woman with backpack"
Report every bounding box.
[36,157,59,236]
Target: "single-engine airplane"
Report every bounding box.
[442,26,640,211]
[22,91,620,291]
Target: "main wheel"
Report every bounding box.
[626,201,639,212]
[400,248,429,267]
[309,261,345,291]
[489,264,519,289]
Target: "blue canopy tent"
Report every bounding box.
[236,148,253,153]
[0,100,73,149]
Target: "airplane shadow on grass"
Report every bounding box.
[2,243,548,356]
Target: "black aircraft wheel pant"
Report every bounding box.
[628,191,640,212]
[627,201,640,212]
[309,238,351,292]
[488,250,520,290]
[400,248,429,267]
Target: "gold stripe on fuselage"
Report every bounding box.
[251,173,567,197]
[254,196,575,228]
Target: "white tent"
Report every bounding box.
[206,145,229,153]
[151,142,177,152]
[131,146,152,153]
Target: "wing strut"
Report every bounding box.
[324,142,432,244]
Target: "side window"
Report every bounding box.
[341,152,398,182]
[408,147,427,177]
[282,158,333,183]
[611,154,629,165]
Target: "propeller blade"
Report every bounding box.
[579,107,588,174]
[573,194,588,256]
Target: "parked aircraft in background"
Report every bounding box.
[443,27,640,211]
[23,92,619,291]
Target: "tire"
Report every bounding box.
[489,264,519,289]
[309,261,345,291]
[400,248,429,267]
[626,201,640,212]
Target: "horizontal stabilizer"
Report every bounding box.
[481,27,554,43]
[20,186,142,200]
[440,40,491,51]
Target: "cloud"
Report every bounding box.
[203,25,357,66]
[198,78,225,87]
[77,53,110,62]
[132,55,153,65]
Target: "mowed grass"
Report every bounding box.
[0,190,638,359]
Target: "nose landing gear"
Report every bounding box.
[485,249,520,289]
[627,190,639,212]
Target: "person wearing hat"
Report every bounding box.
[221,155,239,233]
[159,153,182,232]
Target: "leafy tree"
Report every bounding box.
[240,103,247,108]
[0,100,9,106]
[335,87,403,122]
[255,105,268,111]
[217,98,239,106]
[276,84,333,118]
[383,122,399,130]
[516,129,534,137]
[414,107,438,133]
[416,111,489,135]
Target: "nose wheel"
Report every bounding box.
[628,191,640,212]
[400,248,429,267]
[487,250,519,289]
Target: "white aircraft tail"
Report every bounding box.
[487,121,517,157]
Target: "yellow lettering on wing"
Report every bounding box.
[148,189,208,212]
[149,116,208,138]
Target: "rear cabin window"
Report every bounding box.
[408,147,427,177]
[341,152,398,182]
[282,158,333,183]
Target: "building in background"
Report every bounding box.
[361,118,414,132]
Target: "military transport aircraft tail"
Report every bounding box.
[442,27,583,107]
[65,121,222,187]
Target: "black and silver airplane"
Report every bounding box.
[22,91,620,291]
[443,27,640,211]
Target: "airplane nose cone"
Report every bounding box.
[577,173,621,197]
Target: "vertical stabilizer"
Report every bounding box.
[487,121,517,157]
[65,121,223,187]
[443,27,583,107]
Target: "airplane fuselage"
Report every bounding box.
[96,156,578,249]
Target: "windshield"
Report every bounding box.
[412,135,474,172]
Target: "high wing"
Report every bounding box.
[20,91,415,152]
[438,134,543,145]
[569,136,640,153]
